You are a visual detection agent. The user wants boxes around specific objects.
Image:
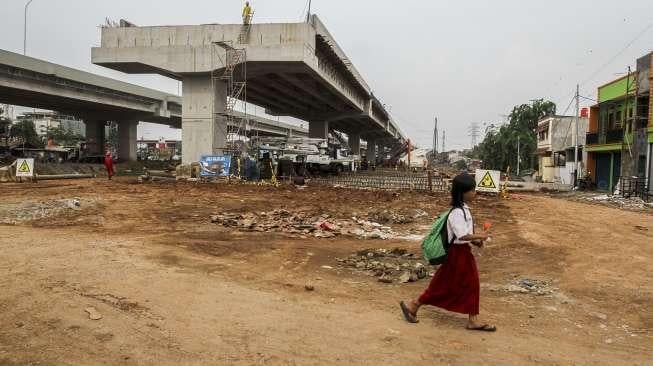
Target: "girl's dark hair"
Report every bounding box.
[451,173,476,209]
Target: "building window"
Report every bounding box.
[538,130,548,141]
[554,152,566,167]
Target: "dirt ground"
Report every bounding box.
[0,178,651,365]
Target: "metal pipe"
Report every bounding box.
[24,0,35,55]
[35,174,95,180]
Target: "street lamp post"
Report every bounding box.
[24,0,35,55]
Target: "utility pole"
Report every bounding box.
[433,117,438,154]
[517,135,520,175]
[24,0,35,55]
[441,130,446,154]
[574,84,580,187]
[306,0,312,22]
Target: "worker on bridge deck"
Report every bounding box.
[242,2,253,25]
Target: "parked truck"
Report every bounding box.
[253,136,359,176]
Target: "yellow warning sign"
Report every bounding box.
[15,158,34,178]
[478,171,496,189]
[18,160,31,173]
[475,169,500,194]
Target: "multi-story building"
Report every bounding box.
[586,51,652,193]
[536,115,589,184]
[636,53,653,194]
[16,111,85,137]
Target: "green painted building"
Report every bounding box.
[587,52,653,194]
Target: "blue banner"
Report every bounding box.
[199,155,232,177]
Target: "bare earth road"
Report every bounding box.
[0,179,651,365]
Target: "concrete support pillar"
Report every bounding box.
[309,121,329,139]
[118,121,138,161]
[349,132,361,157]
[181,75,227,164]
[84,120,106,155]
[367,138,377,163]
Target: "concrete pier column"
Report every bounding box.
[118,121,138,161]
[349,132,361,156]
[366,138,377,163]
[181,75,227,164]
[309,121,329,139]
[84,120,106,155]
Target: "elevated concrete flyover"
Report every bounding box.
[0,49,181,160]
[0,49,306,160]
[92,15,407,163]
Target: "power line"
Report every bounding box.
[579,20,653,88]
[560,93,576,116]
[552,19,653,109]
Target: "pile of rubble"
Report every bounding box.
[586,194,653,210]
[366,208,428,224]
[336,248,430,284]
[0,198,86,225]
[210,209,406,240]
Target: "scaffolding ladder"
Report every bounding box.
[211,41,248,158]
[238,12,254,44]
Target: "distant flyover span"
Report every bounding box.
[0,49,307,160]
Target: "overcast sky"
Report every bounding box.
[2,0,652,149]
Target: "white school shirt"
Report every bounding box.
[447,204,474,245]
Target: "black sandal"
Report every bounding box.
[399,301,419,323]
[466,324,497,332]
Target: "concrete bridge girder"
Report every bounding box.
[91,18,405,162]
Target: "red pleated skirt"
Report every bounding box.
[418,244,479,315]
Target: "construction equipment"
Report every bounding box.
[252,136,359,176]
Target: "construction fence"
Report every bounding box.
[311,170,449,192]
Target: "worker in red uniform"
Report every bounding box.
[104,151,115,180]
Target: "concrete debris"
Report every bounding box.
[336,248,429,284]
[589,312,608,321]
[0,198,91,224]
[505,278,556,295]
[585,194,653,210]
[85,307,103,320]
[210,209,405,240]
[367,208,428,224]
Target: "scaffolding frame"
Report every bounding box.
[211,40,256,159]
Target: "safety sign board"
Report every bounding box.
[16,158,35,177]
[199,155,232,177]
[475,169,500,193]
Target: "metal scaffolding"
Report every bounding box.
[211,40,253,159]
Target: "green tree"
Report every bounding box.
[106,122,119,152]
[477,99,556,172]
[46,126,84,146]
[0,107,11,136]
[453,159,468,171]
[10,119,42,148]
